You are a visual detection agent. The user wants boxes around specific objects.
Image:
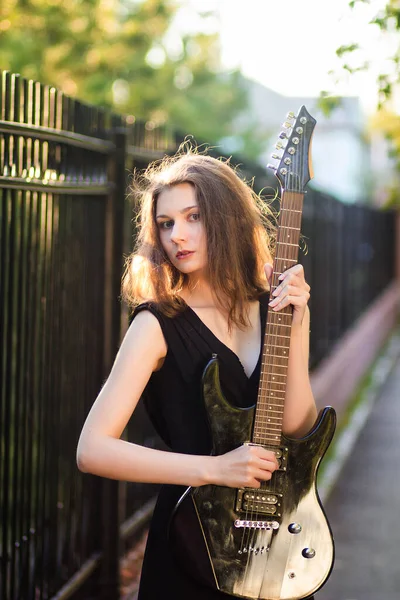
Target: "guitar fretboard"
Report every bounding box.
[253,191,304,446]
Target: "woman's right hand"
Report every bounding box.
[210,444,279,489]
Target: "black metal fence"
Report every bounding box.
[301,190,395,364]
[0,69,396,600]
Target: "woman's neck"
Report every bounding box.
[181,277,220,309]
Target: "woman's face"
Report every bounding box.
[156,182,207,280]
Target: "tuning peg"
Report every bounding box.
[282,121,293,129]
[267,163,277,171]
[275,140,285,150]
[286,111,295,120]
[279,131,287,139]
[271,153,281,160]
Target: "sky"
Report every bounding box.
[176,0,394,114]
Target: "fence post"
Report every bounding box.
[99,126,127,600]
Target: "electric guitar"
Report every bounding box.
[169,106,336,600]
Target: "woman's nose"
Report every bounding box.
[170,220,187,243]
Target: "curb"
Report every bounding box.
[318,325,400,503]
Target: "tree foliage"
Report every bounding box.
[336,0,400,106]
[319,0,400,203]
[0,0,266,159]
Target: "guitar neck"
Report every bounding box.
[252,190,304,446]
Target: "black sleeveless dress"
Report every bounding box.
[132,293,315,599]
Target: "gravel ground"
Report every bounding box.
[120,530,148,600]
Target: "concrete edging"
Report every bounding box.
[310,280,400,502]
[310,280,400,420]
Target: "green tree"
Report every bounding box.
[327,1,400,153]
[335,0,400,107]
[0,0,268,160]
[318,0,400,204]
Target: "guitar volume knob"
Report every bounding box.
[288,522,302,534]
[302,547,316,559]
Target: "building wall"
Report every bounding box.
[238,77,372,204]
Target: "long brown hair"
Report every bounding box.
[122,148,276,328]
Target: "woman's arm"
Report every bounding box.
[77,310,214,485]
[76,310,278,488]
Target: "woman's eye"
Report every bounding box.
[159,220,173,230]
[189,213,200,222]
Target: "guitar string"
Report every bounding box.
[243,226,288,555]
[267,159,297,508]
[238,172,289,556]
[241,124,291,564]
[258,149,298,572]
[241,113,306,576]
[242,225,283,557]
[245,137,291,564]
[258,120,305,589]
[239,192,286,558]
[269,191,290,534]
[240,190,291,559]
[259,117,303,556]
[242,191,283,554]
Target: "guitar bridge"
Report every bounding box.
[234,519,280,530]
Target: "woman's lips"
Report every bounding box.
[176,251,194,260]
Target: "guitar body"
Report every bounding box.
[169,357,336,600]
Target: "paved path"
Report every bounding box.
[317,357,400,600]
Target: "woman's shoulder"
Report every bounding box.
[130,302,165,334]
[131,299,187,339]
[131,300,164,328]
[118,303,168,370]
[128,300,195,380]
[132,298,181,320]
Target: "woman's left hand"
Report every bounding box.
[265,263,310,327]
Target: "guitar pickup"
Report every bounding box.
[247,444,288,471]
[265,445,288,471]
[236,489,283,517]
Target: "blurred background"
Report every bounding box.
[1,0,400,599]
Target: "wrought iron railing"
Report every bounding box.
[0,70,174,600]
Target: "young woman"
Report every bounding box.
[77,152,317,599]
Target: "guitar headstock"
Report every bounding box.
[267,105,317,193]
